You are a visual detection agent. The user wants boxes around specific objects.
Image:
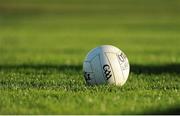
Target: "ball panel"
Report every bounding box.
[100,45,121,53]
[105,52,125,86]
[85,47,100,61]
[116,52,130,85]
[90,54,106,84]
[83,61,93,72]
[83,61,96,85]
[100,52,115,84]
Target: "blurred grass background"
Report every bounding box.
[0,0,180,65]
[0,0,180,114]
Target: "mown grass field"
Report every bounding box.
[0,0,180,114]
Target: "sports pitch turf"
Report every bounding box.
[0,0,180,114]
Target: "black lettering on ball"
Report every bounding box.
[103,64,112,80]
[84,72,91,81]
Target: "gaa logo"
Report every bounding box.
[103,64,112,80]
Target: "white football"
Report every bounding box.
[83,45,130,86]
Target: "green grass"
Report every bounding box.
[0,0,180,114]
